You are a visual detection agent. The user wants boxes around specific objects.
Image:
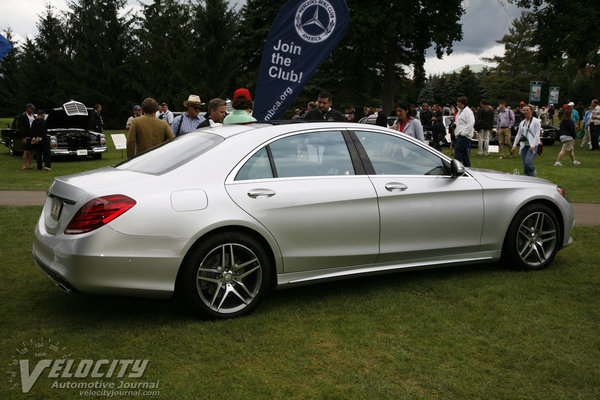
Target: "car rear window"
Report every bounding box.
[115,132,223,174]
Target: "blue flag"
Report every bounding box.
[0,34,13,60]
[253,0,350,121]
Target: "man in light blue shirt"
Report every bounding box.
[171,95,206,136]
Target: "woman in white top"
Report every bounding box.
[511,104,541,177]
[392,101,425,143]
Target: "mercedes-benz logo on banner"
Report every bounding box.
[295,0,337,43]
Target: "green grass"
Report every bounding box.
[1,130,598,202]
[0,118,12,129]
[0,130,127,190]
[1,206,599,399]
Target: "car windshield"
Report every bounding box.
[115,132,223,175]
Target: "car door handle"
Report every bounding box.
[247,189,276,198]
[385,182,408,192]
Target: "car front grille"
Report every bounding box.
[66,134,91,150]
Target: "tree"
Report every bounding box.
[133,0,194,109]
[192,0,240,100]
[0,29,21,116]
[62,0,135,127]
[480,12,540,106]
[31,4,67,107]
[234,0,284,90]
[235,0,465,116]
[509,0,600,72]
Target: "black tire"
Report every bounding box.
[183,232,271,319]
[92,153,102,159]
[503,203,561,270]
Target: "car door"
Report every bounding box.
[352,129,485,263]
[226,129,380,273]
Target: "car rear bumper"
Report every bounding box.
[51,146,107,156]
[32,214,185,299]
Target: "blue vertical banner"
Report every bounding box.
[529,81,542,103]
[253,0,350,121]
[0,33,13,60]
[548,87,560,104]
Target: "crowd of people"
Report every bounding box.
[16,89,600,177]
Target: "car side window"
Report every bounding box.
[270,131,355,178]
[356,130,446,175]
[236,147,273,180]
[235,131,355,181]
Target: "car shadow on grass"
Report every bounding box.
[29,261,509,324]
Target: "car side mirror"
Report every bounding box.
[450,159,465,177]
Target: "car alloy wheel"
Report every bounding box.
[504,204,560,270]
[184,232,270,318]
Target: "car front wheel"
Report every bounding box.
[503,204,561,270]
[183,232,271,319]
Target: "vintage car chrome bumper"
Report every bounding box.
[50,146,108,156]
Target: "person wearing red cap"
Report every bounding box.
[223,88,257,125]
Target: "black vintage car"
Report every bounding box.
[1,100,107,158]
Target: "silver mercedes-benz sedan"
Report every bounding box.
[33,122,574,319]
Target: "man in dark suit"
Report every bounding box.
[91,104,103,132]
[18,103,35,170]
[305,91,346,122]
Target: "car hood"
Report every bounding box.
[468,167,553,185]
[46,109,91,130]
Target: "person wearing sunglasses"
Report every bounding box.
[171,94,207,136]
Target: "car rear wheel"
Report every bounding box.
[503,204,560,270]
[183,232,271,319]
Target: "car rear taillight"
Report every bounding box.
[64,195,136,234]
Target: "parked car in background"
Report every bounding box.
[1,100,107,158]
[358,113,397,128]
[33,122,574,319]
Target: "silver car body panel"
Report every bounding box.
[32,122,575,298]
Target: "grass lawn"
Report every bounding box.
[1,129,598,202]
[1,206,599,399]
[0,130,127,191]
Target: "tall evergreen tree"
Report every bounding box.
[32,4,67,106]
[192,0,240,100]
[480,12,540,106]
[63,0,134,128]
[133,0,194,109]
[0,29,21,116]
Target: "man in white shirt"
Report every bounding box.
[160,102,174,125]
[453,96,475,167]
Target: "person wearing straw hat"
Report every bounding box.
[171,94,206,136]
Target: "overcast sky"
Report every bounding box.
[1,0,523,76]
